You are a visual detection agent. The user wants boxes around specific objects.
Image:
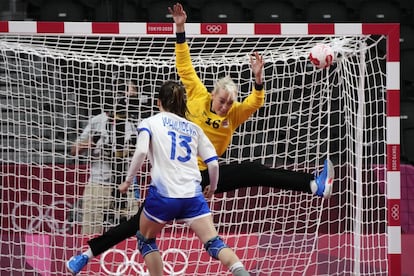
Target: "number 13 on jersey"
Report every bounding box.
[168,131,192,162]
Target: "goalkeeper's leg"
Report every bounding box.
[67,203,144,275]
[201,161,313,193]
[87,203,143,256]
[200,160,334,198]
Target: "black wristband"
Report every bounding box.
[176,32,186,44]
[254,82,264,90]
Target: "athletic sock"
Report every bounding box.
[230,261,250,276]
[83,248,94,259]
[310,180,317,194]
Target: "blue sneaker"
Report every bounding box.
[66,254,89,275]
[315,159,334,199]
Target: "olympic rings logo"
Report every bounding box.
[390,203,399,221]
[11,200,74,233]
[100,248,189,276]
[205,24,222,33]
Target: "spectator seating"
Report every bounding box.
[252,1,297,22]
[145,0,174,22]
[22,0,413,26]
[93,0,116,21]
[305,0,350,22]
[38,0,86,21]
[118,1,141,22]
[358,0,401,22]
[78,0,99,8]
[401,24,414,100]
[401,50,414,85]
[401,99,414,162]
[401,24,414,51]
[200,1,245,22]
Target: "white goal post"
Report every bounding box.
[0,21,400,275]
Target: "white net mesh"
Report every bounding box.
[0,32,389,275]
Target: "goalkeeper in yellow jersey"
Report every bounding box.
[66,3,334,275]
[170,2,334,198]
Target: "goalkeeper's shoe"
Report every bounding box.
[315,159,334,199]
[66,254,89,275]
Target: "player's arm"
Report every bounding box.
[119,128,150,193]
[204,158,219,199]
[170,2,209,101]
[198,130,219,198]
[174,42,208,101]
[251,51,264,86]
[231,52,266,126]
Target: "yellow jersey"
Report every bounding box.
[175,42,265,170]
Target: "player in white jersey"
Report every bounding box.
[135,113,209,199]
[118,80,250,276]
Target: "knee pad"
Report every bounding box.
[136,231,158,257]
[204,236,228,260]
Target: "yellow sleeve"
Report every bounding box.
[175,42,209,101]
[230,87,265,128]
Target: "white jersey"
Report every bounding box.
[77,112,137,184]
[138,112,218,198]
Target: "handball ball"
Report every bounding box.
[309,43,334,69]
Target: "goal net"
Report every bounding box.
[0,22,400,275]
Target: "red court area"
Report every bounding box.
[1,164,414,274]
[3,232,410,275]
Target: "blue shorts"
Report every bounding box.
[143,186,211,224]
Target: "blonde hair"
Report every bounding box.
[212,76,237,101]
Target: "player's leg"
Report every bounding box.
[313,159,335,198]
[137,214,164,276]
[67,202,144,275]
[217,161,313,193]
[181,195,250,276]
[201,159,334,198]
[200,161,312,194]
[87,202,143,256]
[190,215,250,276]
[136,187,176,276]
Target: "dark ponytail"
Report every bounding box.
[158,81,189,119]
